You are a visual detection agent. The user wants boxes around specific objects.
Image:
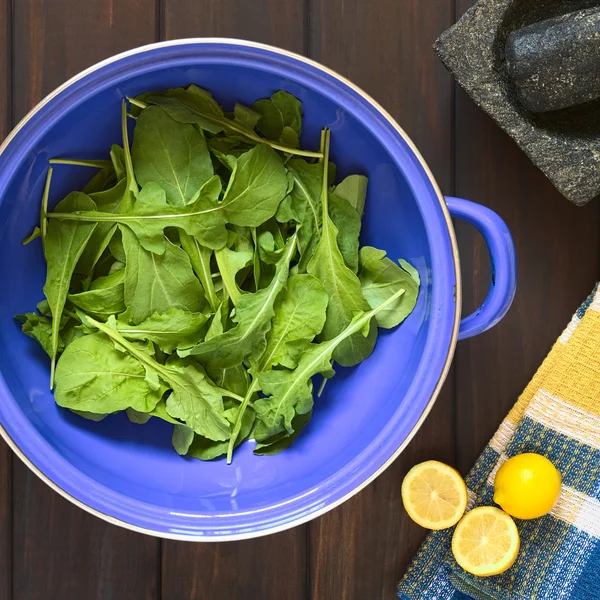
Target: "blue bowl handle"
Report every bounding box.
[445,196,517,340]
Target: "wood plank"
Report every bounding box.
[308,2,456,598]
[11,2,160,599]
[161,0,304,53]
[0,1,12,597]
[161,536,307,599]
[454,0,600,472]
[159,3,308,599]
[12,0,159,121]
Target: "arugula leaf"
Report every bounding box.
[49,145,290,247]
[161,360,232,442]
[208,138,242,171]
[141,86,321,158]
[88,176,129,212]
[116,308,208,353]
[254,91,303,148]
[224,273,328,462]
[399,258,421,286]
[110,145,126,181]
[52,160,291,256]
[54,332,166,413]
[214,232,253,306]
[333,174,368,218]
[204,299,230,341]
[253,287,405,443]
[188,403,255,461]
[81,315,231,441]
[220,144,288,227]
[68,269,125,318]
[132,106,214,206]
[48,178,227,254]
[285,159,323,267]
[329,191,361,273]
[120,227,205,323]
[81,166,117,195]
[172,424,194,455]
[233,103,261,130]
[76,183,124,275]
[71,410,110,422]
[205,363,251,398]
[15,312,60,357]
[306,130,375,367]
[256,224,286,265]
[127,400,180,426]
[37,299,51,316]
[144,85,226,133]
[358,247,419,328]
[60,320,87,348]
[43,192,98,387]
[182,235,296,368]
[253,411,312,455]
[262,274,328,369]
[108,228,126,263]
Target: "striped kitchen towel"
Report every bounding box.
[398,283,600,600]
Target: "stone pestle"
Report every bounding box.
[506,6,600,113]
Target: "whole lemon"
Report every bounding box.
[493,453,561,519]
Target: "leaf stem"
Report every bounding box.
[121,100,139,196]
[21,227,41,246]
[40,167,53,250]
[215,388,245,403]
[49,158,112,169]
[179,232,220,312]
[126,96,148,110]
[226,378,259,464]
[320,128,330,222]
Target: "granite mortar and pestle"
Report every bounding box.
[435,0,600,206]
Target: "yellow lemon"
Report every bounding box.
[452,506,520,576]
[401,460,468,529]
[493,453,562,519]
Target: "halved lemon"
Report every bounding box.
[401,460,468,529]
[452,507,520,576]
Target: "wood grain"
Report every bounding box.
[0,1,12,596]
[159,3,308,599]
[12,468,159,600]
[161,535,307,600]
[161,0,304,53]
[12,0,159,121]
[10,2,160,599]
[454,0,600,473]
[308,1,456,598]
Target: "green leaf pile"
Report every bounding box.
[17,86,420,463]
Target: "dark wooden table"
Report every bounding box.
[0,1,598,598]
